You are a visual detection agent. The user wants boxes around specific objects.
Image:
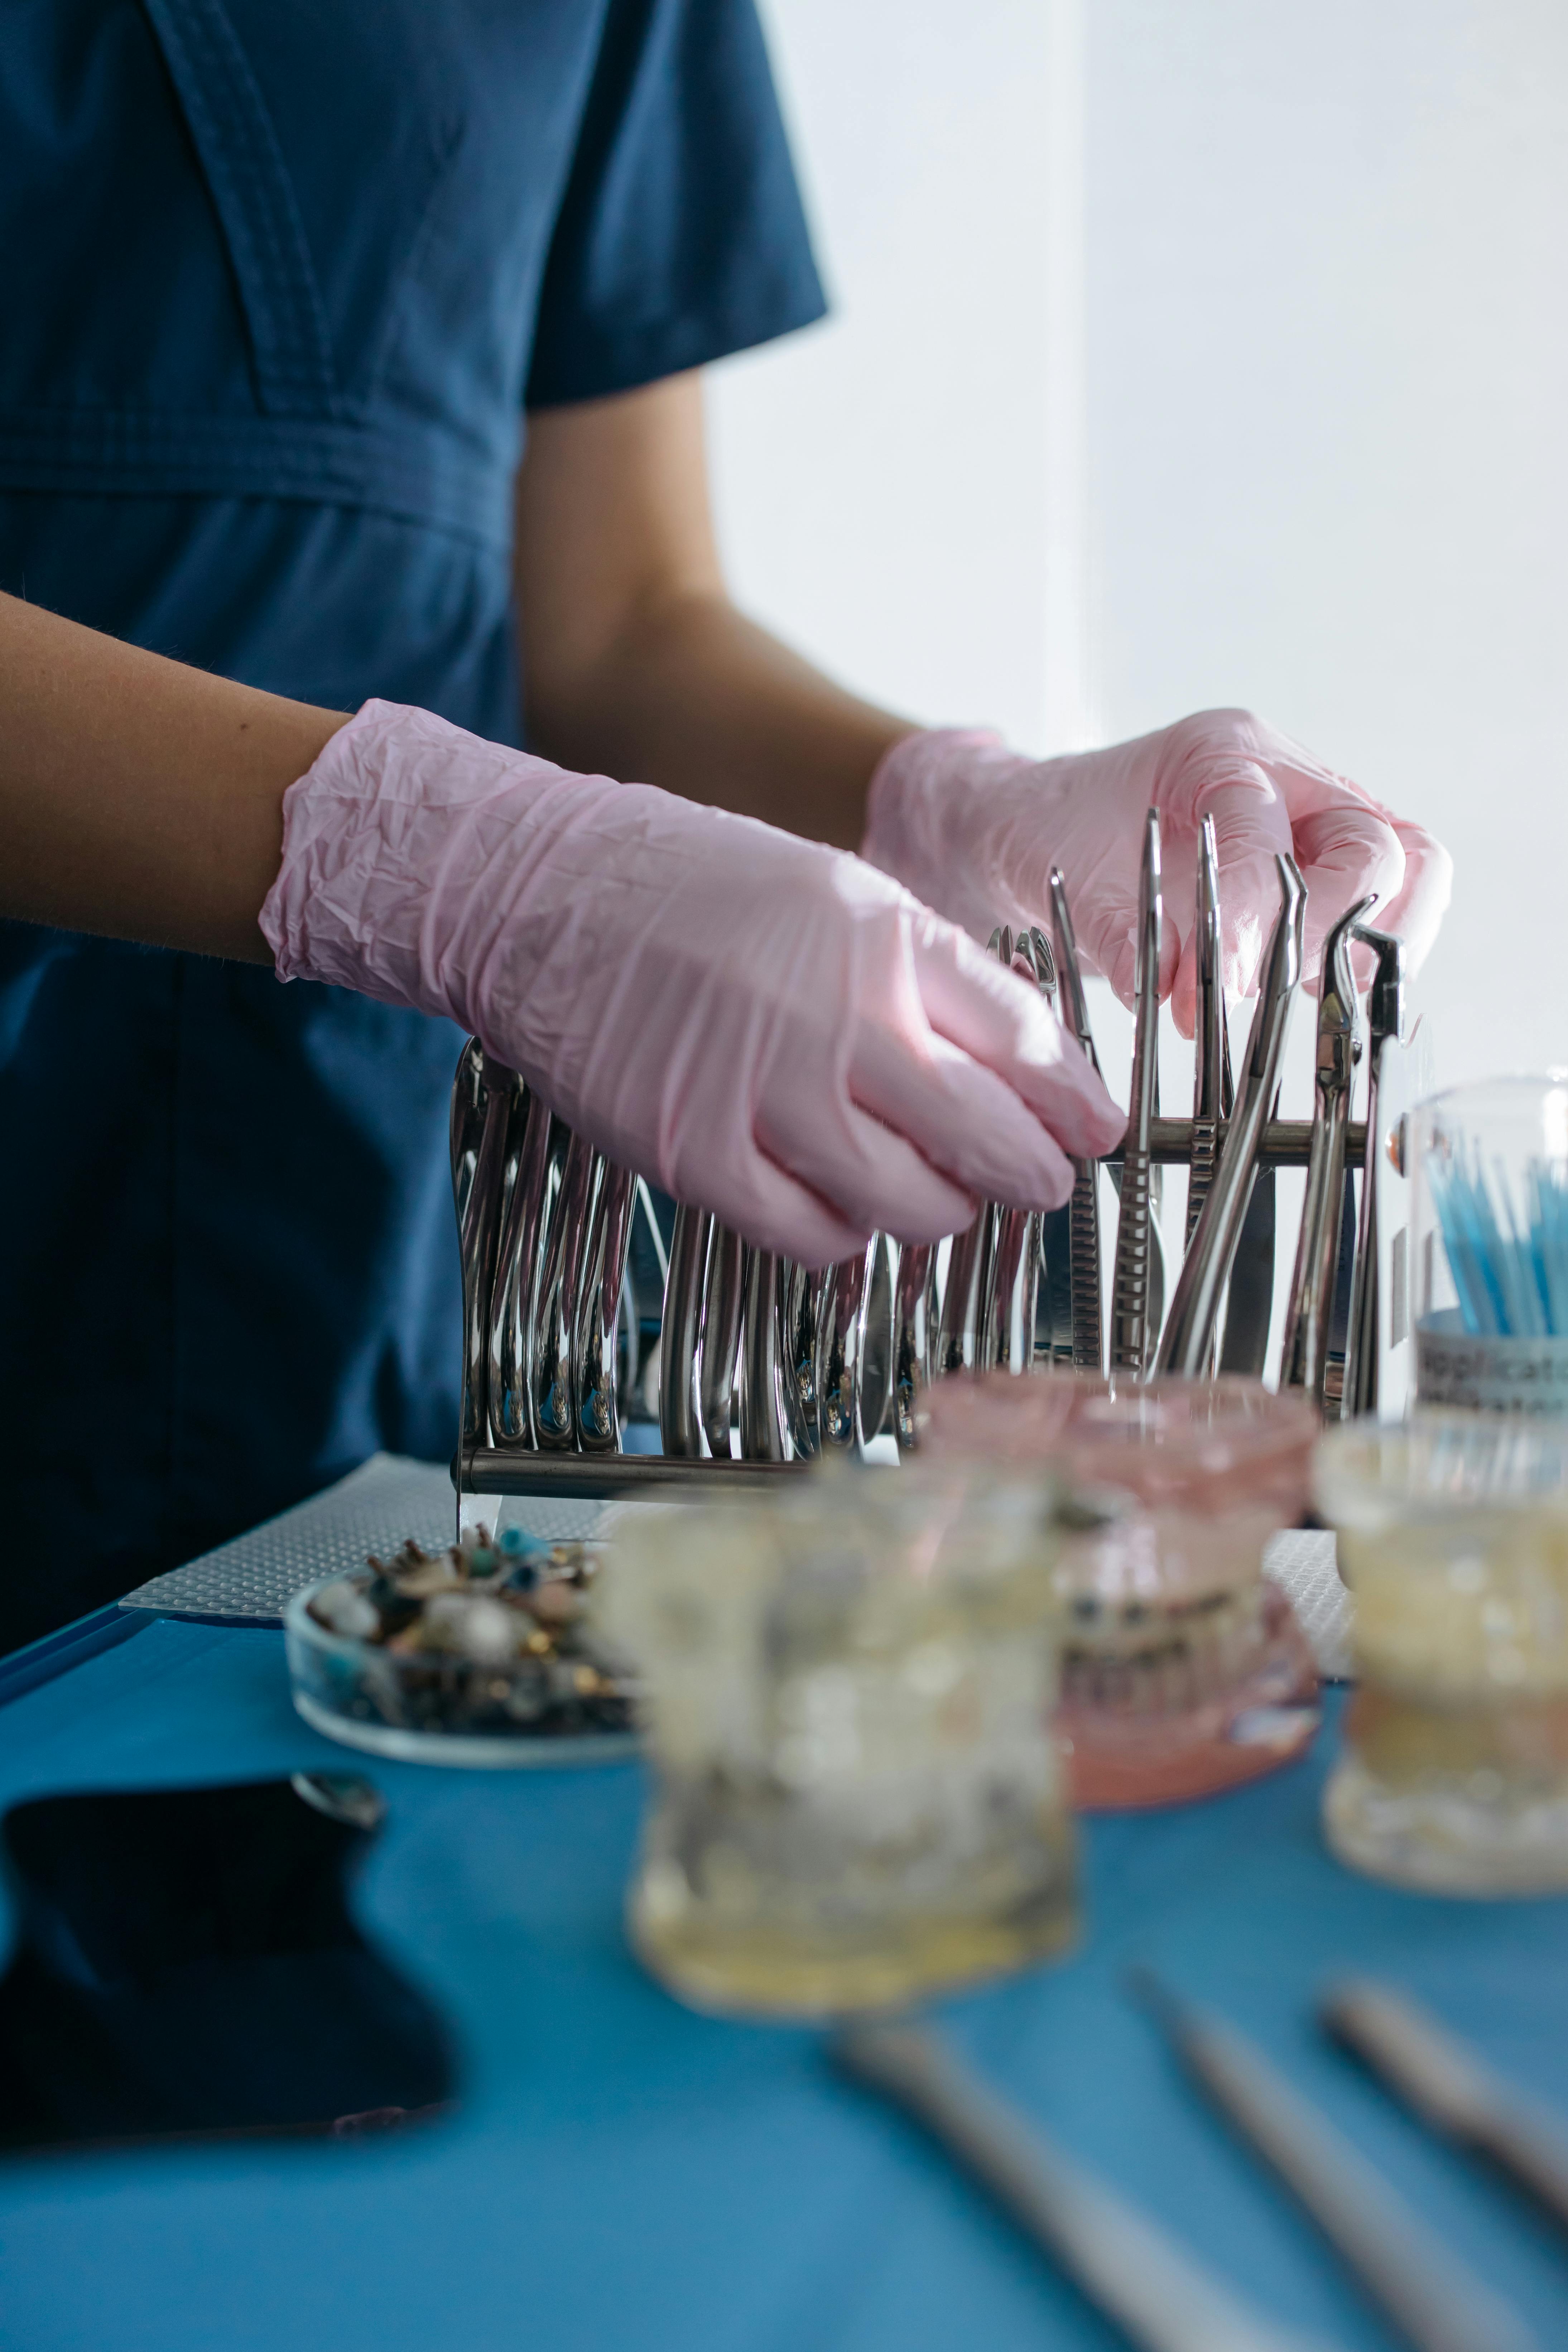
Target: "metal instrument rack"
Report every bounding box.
[451,819,1406,1529]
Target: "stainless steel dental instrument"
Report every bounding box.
[574,1158,635,1453]
[532,1127,598,1451]
[1187,813,1233,1254]
[697,1222,745,1460]
[858,1232,898,1440]
[1219,1090,1279,1380]
[1341,926,1406,1420]
[1157,856,1307,1376]
[833,2019,1341,2352]
[779,1257,820,1458]
[1049,867,1105,1371]
[1028,924,1075,1366]
[1280,895,1375,1407]
[658,1202,711,1457]
[891,1239,936,1449]
[488,1087,559,1445]
[738,1245,790,1460]
[1321,1978,1568,2239]
[817,1241,876,1448]
[452,1044,516,1452]
[1110,810,1164,1374]
[1133,1972,1538,2352]
[939,912,1015,1390]
[983,933,1051,1372]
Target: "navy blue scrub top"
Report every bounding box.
[0,0,825,1651]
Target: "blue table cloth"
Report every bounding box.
[0,1618,1565,2352]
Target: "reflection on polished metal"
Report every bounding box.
[1280,894,1375,1406]
[936,1205,995,1378]
[658,1202,710,1458]
[982,934,1049,1375]
[1049,869,1104,1371]
[891,1240,937,1451]
[488,1089,559,1445]
[1157,855,1307,1377]
[533,1129,598,1451]
[697,1222,745,1460]
[452,1044,515,1451]
[859,1233,898,1443]
[1186,814,1233,1254]
[780,1258,820,1458]
[1217,1115,1278,1382]
[1148,1116,1364,1168]
[1343,924,1407,1420]
[1026,928,1074,1367]
[1109,811,1163,1375]
[575,1160,635,1453]
[738,1246,790,1460]
[461,1448,798,1496]
[818,1242,876,1449]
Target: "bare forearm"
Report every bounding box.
[515,377,913,849]
[0,593,345,960]
[525,587,910,850]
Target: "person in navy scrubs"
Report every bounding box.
[0,0,1449,1653]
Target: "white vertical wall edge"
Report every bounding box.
[1039,0,1096,754]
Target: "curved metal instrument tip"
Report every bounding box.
[1348,920,1407,1043]
[1028,925,1058,1003]
[1320,890,1379,1021]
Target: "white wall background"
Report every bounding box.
[706,0,1076,752]
[709,0,1568,1112]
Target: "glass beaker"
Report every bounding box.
[921,1373,1320,1807]
[1316,1412,1568,1892]
[1408,1073,1568,1411]
[598,1469,1076,2017]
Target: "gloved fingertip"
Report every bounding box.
[1168,943,1197,1040]
[884,1193,978,1247]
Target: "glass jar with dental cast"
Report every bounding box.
[921,1374,1320,1809]
[597,1469,1077,2019]
[1410,1073,1568,1413]
[1316,1413,1568,1895]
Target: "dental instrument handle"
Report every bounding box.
[833,2020,1341,2352]
[1111,810,1163,1373]
[1134,1975,1537,2352]
[1280,894,1375,1405]
[1156,857,1305,1377]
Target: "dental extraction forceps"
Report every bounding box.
[1157,856,1307,1376]
[1049,871,1105,1371]
[1186,814,1234,1254]
[1028,927,1075,1367]
[1110,811,1163,1374]
[1341,924,1406,1419]
[1279,894,1375,1409]
[982,929,1048,1372]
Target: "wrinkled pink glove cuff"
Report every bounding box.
[260,698,614,1041]
[862,727,1040,945]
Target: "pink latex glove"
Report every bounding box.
[862,708,1452,1034]
[259,700,1124,1267]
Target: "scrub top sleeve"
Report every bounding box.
[524,0,828,409]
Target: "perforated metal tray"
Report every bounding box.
[119,1454,607,1627]
[118,1450,1352,1676]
